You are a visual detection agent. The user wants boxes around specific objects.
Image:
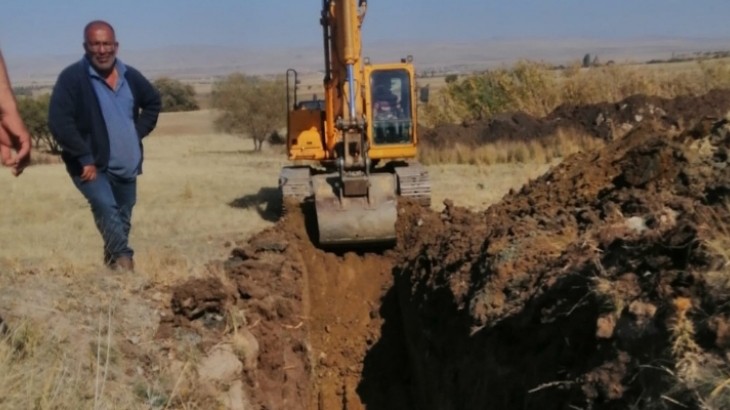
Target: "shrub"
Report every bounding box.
[210,73,287,151]
[152,77,199,112]
[16,94,58,154]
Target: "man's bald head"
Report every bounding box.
[83,20,118,74]
[83,20,115,42]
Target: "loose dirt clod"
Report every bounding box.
[158,88,730,410]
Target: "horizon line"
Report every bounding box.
[4,34,729,59]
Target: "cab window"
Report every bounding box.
[370,69,412,145]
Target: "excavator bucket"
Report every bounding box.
[311,172,398,246]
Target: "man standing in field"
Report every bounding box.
[0,47,32,176]
[48,20,161,272]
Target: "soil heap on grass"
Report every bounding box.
[420,88,730,148]
[393,114,730,409]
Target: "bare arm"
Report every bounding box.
[0,48,27,135]
[0,47,31,174]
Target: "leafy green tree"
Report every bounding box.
[152,77,199,112]
[16,94,58,154]
[210,73,287,152]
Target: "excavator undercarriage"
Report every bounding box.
[278,162,430,246]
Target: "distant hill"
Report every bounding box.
[6,37,729,86]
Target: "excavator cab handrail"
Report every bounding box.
[285,68,299,110]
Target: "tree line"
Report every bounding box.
[14,74,286,154]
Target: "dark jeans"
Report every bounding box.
[72,171,137,265]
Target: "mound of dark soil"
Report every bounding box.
[420,88,730,148]
[392,116,730,409]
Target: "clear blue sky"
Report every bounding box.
[0,0,729,57]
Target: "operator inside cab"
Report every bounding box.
[372,82,401,121]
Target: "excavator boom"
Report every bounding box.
[279,0,431,248]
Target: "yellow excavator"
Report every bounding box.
[279,0,431,247]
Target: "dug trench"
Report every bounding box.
[158,114,730,408]
[156,198,414,410]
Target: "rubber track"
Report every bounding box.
[278,166,313,216]
[394,162,432,207]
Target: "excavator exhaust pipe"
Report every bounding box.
[311,172,398,247]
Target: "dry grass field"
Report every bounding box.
[2,53,730,409]
[3,109,559,265]
[1,109,552,270]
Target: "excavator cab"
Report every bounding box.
[362,60,420,162]
[368,68,413,146]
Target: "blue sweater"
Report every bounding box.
[48,56,161,178]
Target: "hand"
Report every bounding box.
[0,122,31,177]
[81,164,97,182]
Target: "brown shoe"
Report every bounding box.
[112,255,135,272]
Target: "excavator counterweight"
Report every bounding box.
[278,0,432,248]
